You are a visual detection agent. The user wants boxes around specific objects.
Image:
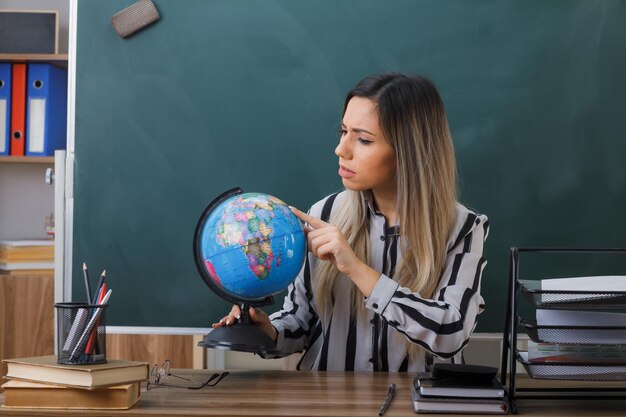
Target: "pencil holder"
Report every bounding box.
[55,302,108,365]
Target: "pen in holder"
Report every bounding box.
[55,302,108,365]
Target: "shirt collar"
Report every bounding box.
[364,190,379,217]
[364,190,400,235]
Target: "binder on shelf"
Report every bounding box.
[0,63,11,155]
[26,63,68,156]
[10,63,27,156]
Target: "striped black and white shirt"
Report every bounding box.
[269,191,489,372]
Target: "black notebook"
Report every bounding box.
[431,363,497,382]
[415,363,505,399]
[416,376,505,398]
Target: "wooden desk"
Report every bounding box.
[1,370,625,416]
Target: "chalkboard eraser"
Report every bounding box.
[111,0,160,38]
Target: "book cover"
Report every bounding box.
[415,376,505,399]
[0,239,54,247]
[2,356,149,390]
[0,239,54,263]
[528,341,626,364]
[1,380,140,409]
[411,383,509,414]
[0,261,55,271]
[0,269,54,276]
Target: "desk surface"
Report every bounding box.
[1,370,626,416]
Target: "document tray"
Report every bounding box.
[519,280,626,310]
[517,351,626,381]
[518,318,626,345]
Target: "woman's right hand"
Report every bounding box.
[212,305,278,342]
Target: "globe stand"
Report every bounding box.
[198,301,280,355]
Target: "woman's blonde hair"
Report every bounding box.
[313,74,458,352]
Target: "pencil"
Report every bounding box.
[92,270,106,302]
[70,289,112,360]
[82,262,92,305]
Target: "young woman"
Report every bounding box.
[215,73,489,372]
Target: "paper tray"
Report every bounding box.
[519,280,626,310]
[518,318,626,344]
[517,351,626,381]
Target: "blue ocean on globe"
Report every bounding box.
[199,193,306,299]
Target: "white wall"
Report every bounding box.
[0,164,55,239]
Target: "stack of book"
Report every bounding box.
[1,356,149,410]
[0,239,54,275]
[411,363,509,414]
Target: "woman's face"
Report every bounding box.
[335,97,396,195]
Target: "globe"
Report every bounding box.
[193,188,306,354]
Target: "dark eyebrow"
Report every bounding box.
[341,123,376,136]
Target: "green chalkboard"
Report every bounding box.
[73,0,626,331]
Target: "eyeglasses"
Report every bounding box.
[146,359,229,391]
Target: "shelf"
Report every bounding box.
[517,351,626,381]
[0,53,68,62]
[520,279,626,310]
[0,55,66,166]
[519,317,626,344]
[0,156,54,164]
[0,54,68,69]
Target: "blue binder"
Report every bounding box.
[26,63,68,156]
[0,63,11,156]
